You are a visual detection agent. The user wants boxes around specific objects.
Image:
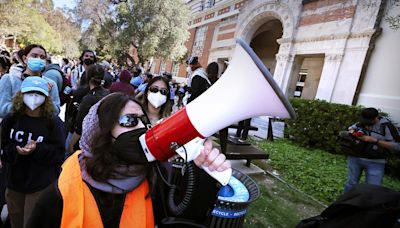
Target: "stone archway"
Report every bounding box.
[237,1,294,43]
[250,19,283,75]
[236,1,295,92]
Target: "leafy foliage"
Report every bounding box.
[74,0,190,64]
[252,138,400,204]
[385,0,400,30]
[285,98,363,153]
[0,0,80,56]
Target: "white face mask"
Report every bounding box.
[23,93,46,110]
[147,91,167,108]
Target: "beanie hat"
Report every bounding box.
[21,76,49,96]
[186,56,199,65]
[119,70,132,83]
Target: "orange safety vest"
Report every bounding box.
[58,151,154,228]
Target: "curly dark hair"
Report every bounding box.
[11,91,55,119]
[79,49,97,63]
[85,93,152,183]
[141,76,172,119]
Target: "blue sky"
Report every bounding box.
[53,0,76,9]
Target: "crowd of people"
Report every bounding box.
[0,44,230,228]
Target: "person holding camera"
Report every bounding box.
[344,108,399,192]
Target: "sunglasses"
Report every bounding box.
[149,86,168,95]
[119,114,149,127]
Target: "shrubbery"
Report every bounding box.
[284,98,362,153]
[284,98,399,178]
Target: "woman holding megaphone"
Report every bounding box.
[27,93,230,227]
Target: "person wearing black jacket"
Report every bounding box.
[1,77,65,228]
[64,50,96,150]
[186,57,211,104]
[67,64,109,154]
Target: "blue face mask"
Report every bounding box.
[27,58,46,72]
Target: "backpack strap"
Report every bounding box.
[381,122,400,142]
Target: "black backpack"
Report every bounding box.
[296,184,400,228]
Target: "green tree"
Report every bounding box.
[0,0,62,53]
[116,0,190,64]
[72,0,112,50]
[74,0,190,64]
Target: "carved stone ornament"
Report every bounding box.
[276,53,294,62]
[325,53,344,61]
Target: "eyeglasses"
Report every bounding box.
[149,86,168,95]
[119,114,149,127]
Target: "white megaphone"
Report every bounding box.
[140,38,296,185]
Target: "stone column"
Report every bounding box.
[273,38,295,94]
[315,53,344,101]
[273,52,295,93]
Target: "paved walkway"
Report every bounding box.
[227,116,285,140]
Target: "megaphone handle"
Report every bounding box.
[202,166,232,186]
[175,137,232,186]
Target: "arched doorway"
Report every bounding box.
[249,19,282,75]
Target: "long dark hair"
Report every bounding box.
[86,93,150,183]
[141,76,172,119]
[85,64,104,87]
[206,62,219,85]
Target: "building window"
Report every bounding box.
[206,0,215,8]
[192,25,208,57]
[199,1,205,11]
[172,62,179,77]
[294,70,307,97]
[160,61,166,74]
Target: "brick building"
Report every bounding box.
[151,0,400,122]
